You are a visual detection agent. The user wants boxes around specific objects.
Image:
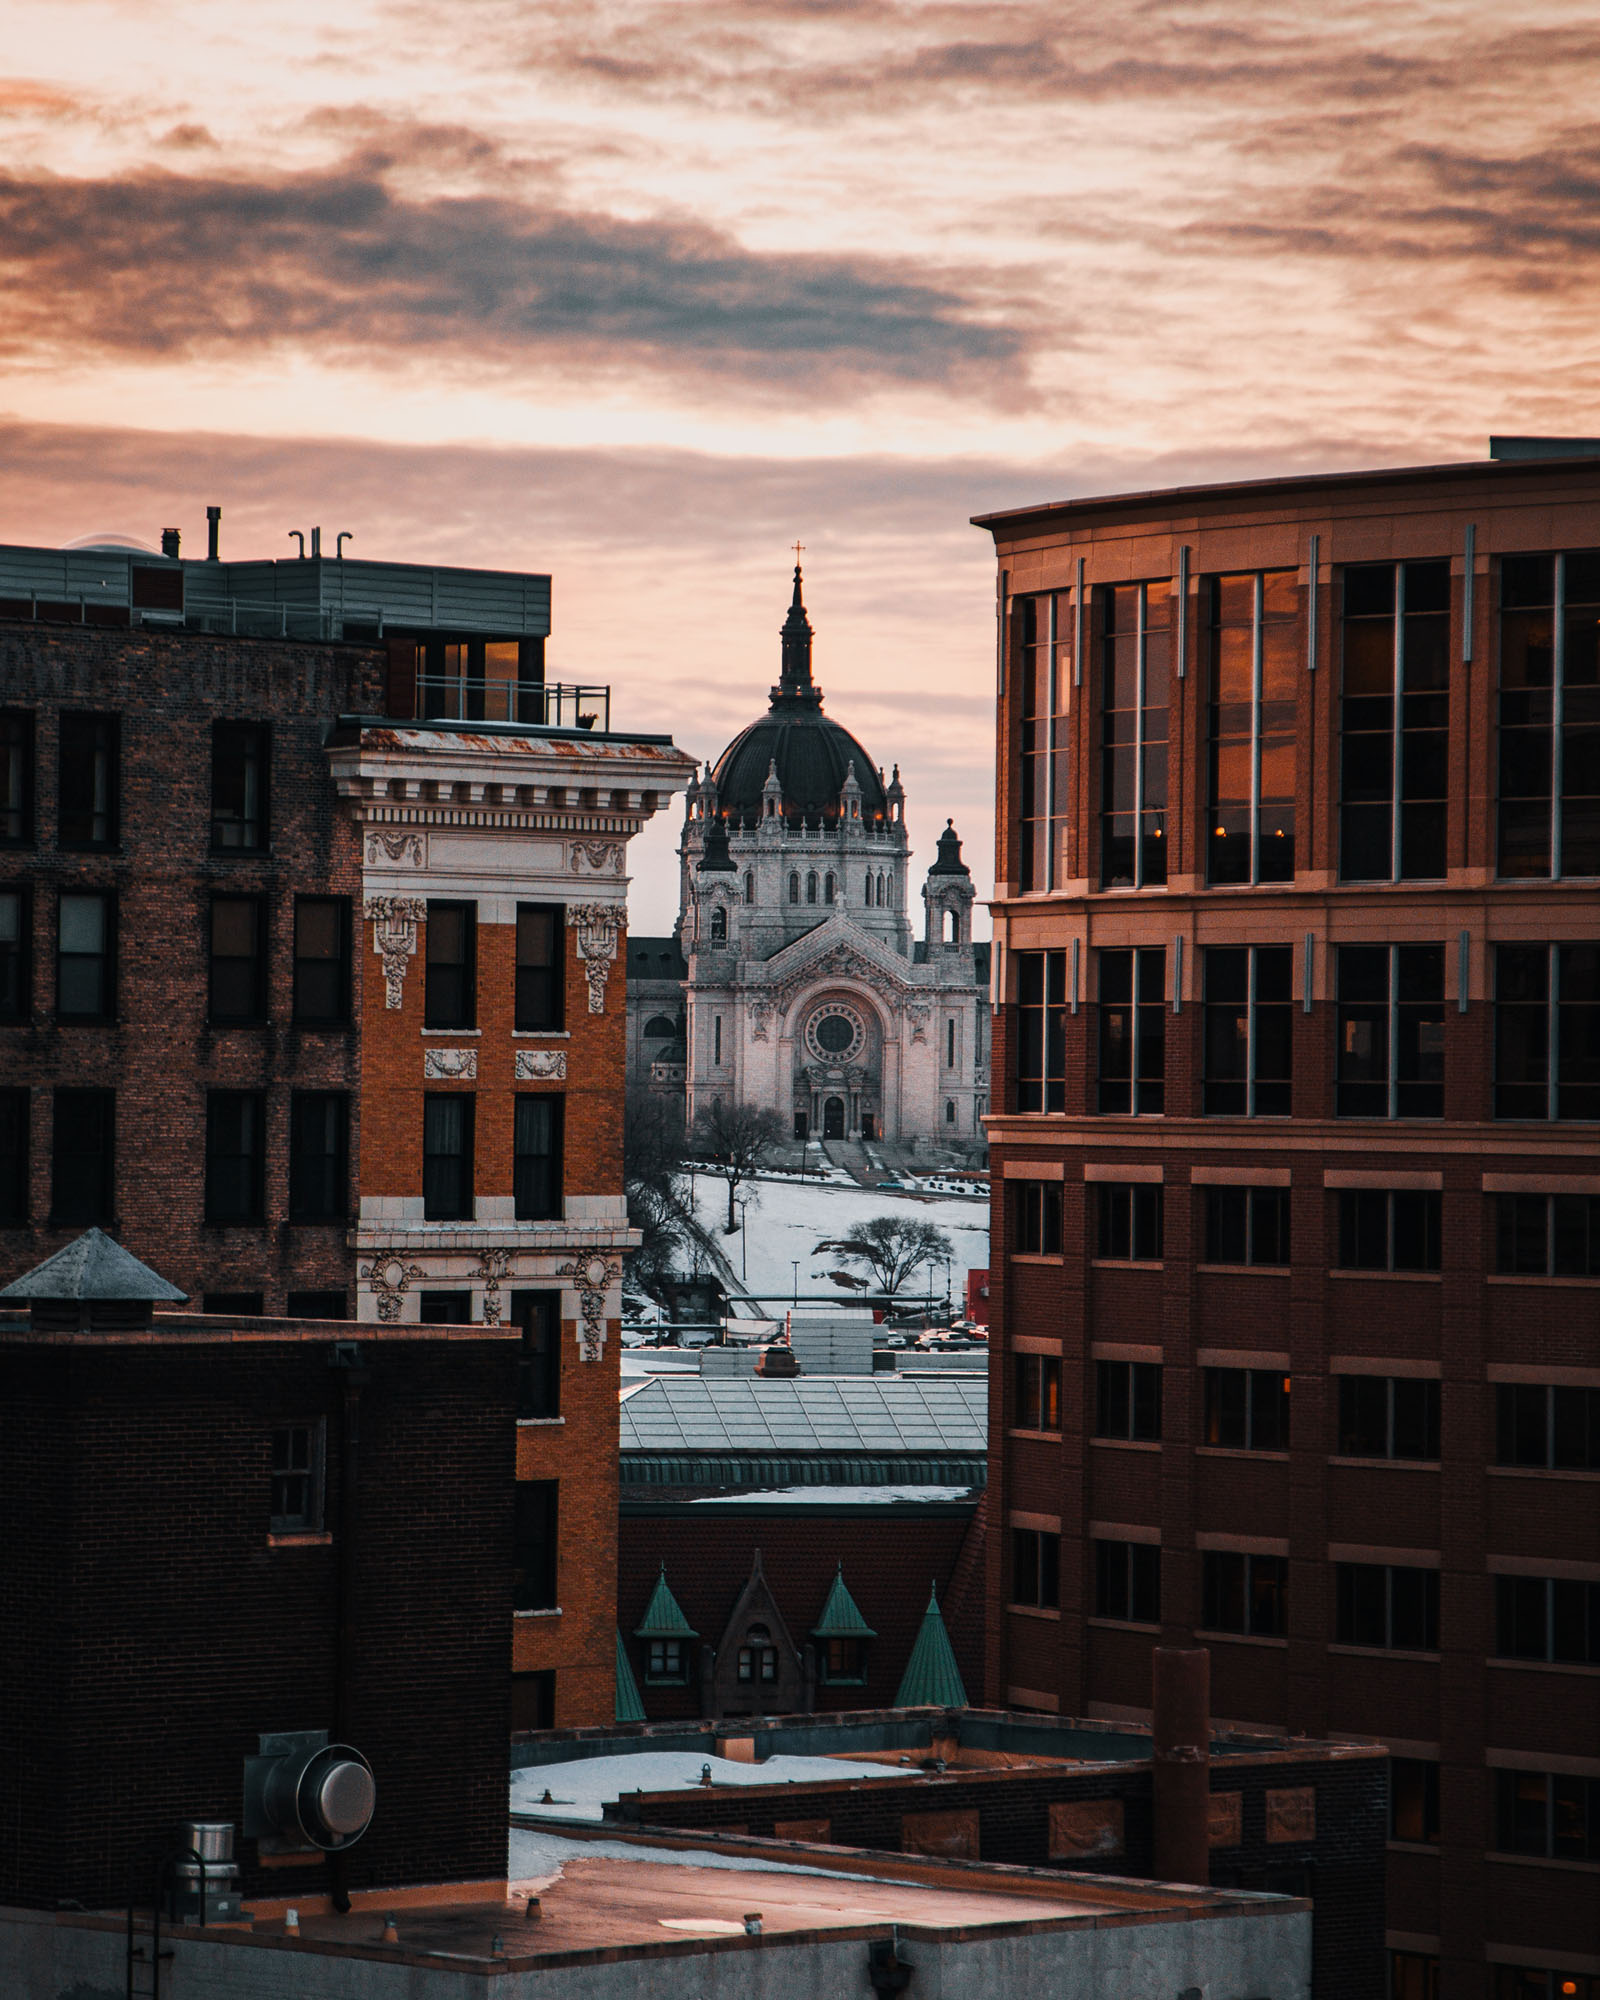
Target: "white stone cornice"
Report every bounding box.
[350,1218,639,1255]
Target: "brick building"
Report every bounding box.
[975,447,1600,2000]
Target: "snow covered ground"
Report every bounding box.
[510,1749,908,1824]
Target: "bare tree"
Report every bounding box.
[623,1089,689,1297]
[835,1216,955,1298]
[690,1099,786,1233]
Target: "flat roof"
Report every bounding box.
[619,1373,987,1456]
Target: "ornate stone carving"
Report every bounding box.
[566,902,622,1014]
[749,998,772,1043]
[907,1003,933,1044]
[769,942,907,1021]
[570,839,624,874]
[365,829,426,868]
[358,1253,426,1324]
[365,896,426,1010]
[423,1047,478,1080]
[515,1048,569,1081]
[556,1251,621,1362]
[474,1248,512,1326]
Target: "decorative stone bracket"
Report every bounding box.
[423,1048,478,1080]
[556,1252,621,1361]
[365,897,426,1010]
[566,903,622,1014]
[359,1253,426,1324]
[475,1248,512,1326]
[515,1049,568,1081]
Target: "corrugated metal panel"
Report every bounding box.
[618,1375,987,1456]
[0,548,135,604]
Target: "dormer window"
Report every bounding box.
[821,1638,868,1685]
[736,1623,778,1684]
[646,1638,687,1683]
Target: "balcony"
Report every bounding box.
[414,676,611,732]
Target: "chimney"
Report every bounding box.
[206,505,221,561]
[311,525,322,558]
[1151,1646,1211,1885]
[160,528,180,558]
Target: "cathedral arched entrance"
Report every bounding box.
[823,1096,846,1139]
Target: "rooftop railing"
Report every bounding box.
[414,677,610,731]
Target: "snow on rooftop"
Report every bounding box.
[689,1483,977,1505]
[512,1749,908,1824]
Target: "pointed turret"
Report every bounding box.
[811,1565,877,1642]
[893,1584,968,1709]
[615,1629,647,1724]
[761,756,784,820]
[772,563,822,707]
[929,819,970,876]
[839,758,863,822]
[697,813,736,873]
[634,1563,698,1642]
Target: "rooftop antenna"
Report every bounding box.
[288,531,305,559]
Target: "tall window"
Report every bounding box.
[1097,1182,1163,1261]
[513,1480,559,1611]
[806,870,818,904]
[1203,945,1292,1114]
[1015,949,1067,1112]
[1339,561,1449,881]
[1494,1769,1600,1862]
[737,1624,779,1683]
[789,872,800,904]
[1498,551,1600,878]
[1095,1360,1162,1441]
[1014,1353,1061,1431]
[1202,1552,1288,1636]
[51,1088,114,1224]
[1335,1562,1439,1650]
[1012,1527,1061,1609]
[1337,1189,1442,1271]
[1098,947,1164,1113]
[0,710,33,846]
[1093,1539,1159,1622]
[1337,1376,1440,1460]
[205,1090,266,1223]
[270,1422,324,1533]
[1494,1192,1600,1275]
[424,901,476,1028]
[513,1094,563,1220]
[57,713,120,849]
[0,887,29,1022]
[1494,1574,1600,1665]
[289,1092,348,1222]
[0,1087,27,1224]
[1017,590,1071,891]
[1203,1186,1290,1265]
[709,904,727,943]
[210,722,269,851]
[293,897,349,1024]
[1100,581,1170,888]
[422,1093,474,1219]
[1495,1383,1600,1471]
[1494,943,1600,1120]
[209,895,266,1023]
[1203,1368,1289,1450]
[1207,572,1297,883]
[514,903,562,1030]
[57,891,113,1020]
[1391,1761,1440,1845]
[1336,945,1444,1117]
[514,1291,561,1419]
[1012,1180,1062,1254]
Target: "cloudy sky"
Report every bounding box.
[5,0,1599,924]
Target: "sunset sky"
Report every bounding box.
[5,0,1599,925]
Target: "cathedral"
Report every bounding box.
[626,568,990,1151]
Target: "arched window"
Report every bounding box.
[946,1099,956,1124]
[865,872,874,906]
[944,906,958,944]
[737,1623,779,1684]
[789,872,800,904]
[710,905,727,943]
[877,871,886,907]
[806,871,818,904]
[745,871,755,903]
[825,871,835,904]
[643,1014,677,1039]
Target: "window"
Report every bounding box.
[293,897,350,1024]
[515,903,563,1030]
[1013,1527,1062,1609]
[1098,947,1164,1113]
[209,895,266,1023]
[514,1291,561,1419]
[737,1623,780,1683]
[647,1638,687,1683]
[513,1480,559,1611]
[1495,1191,1600,1275]
[1390,1759,1440,1843]
[1015,949,1067,1112]
[51,1088,114,1223]
[1203,946,1292,1114]
[1494,1768,1600,1862]
[205,1291,264,1316]
[286,1290,347,1319]
[789,872,800,904]
[1492,1969,1599,2000]
[1336,945,1445,1117]
[513,1094,562,1221]
[269,1422,324,1533]
[419,1289,472,1323]
[1201,1551,1287,1636]
[0,710,33,845]
[1392,1950,1440,2000]
[1014,1353,1062,1432]
[205,1090,266,1223]
[1207,571,1298,884]
[1340,561,1449,881]
[0,1088,27,1224]
[821,1637,866,1684]
[1335,1562,1439,1650]
[511,1670,556,1731]
[1099,580,1170,887]
[806,870,818,904]
[1095,1360,1162,1441]
[1097,1182,1163,1261]
[1012,1181,1062,1254]
[710,904,727,943]
[1495,1575,1600,1665]
[713,1015,722,1065]
[946,1018,956,1068]
[0,887,29,1021]
[825,871,835,904]
[422,1094,474,1220]
[424,901,476,1028]
[1203,1185,1290,1265]
[210,722,269,851]
[1337,1190,1442,1271]
[1093,1538,1159,1622]
[289,1092,347,1223]
[1494,943,1600,1120]
[1204,1368,1289,1451]
[745,871,754,903]
[1498,550,1600,879]
[1495,1383,1600,1471]
[1337,1376,1440,1460]
[1017,590,1072,891]
[57,891,113,1019]
[57,713,120,848]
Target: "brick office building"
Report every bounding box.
[974,448,1600,2000]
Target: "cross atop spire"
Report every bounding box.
[775,558,819,705]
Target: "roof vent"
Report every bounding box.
[244,1731,376,1853]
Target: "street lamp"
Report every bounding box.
[791,1259,800,1307]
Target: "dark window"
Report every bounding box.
[51,1087,114,1224]
[1095,1360,1162,1441]
[205,1090,266,1223]
[1013,1527,1061,1609]
[419,1289,472,1323]
[288,1092,347,1223]
[285,1290,347,1319]
[1099,580,1170,887]
[1098,946,1165,1113]
[513,1480,559,1611]
[1012,1180,1062,1254]
[1494,1574,1600,1665]
[1495,1191,1600,1275]
[270,1421,324,1533]
[1337,1376,1441,1460]
[57,891,113,1019]
[513,1094,563,1221]
[510,1670,556,1731]
[737,1623,780,1684]
[1495,1383,1600,1471]
[0,710,33,846]
[1093,1538,1160,1622]
[1497,550,1600,880]
[1336,944,1445,1117]
[1390,1760,1440,1844]
[211,722,269,851]
[1494,942,1600,1120]
[647,1638,688,1683]
[425,901,476,1028]
[1335,1563,1439,1650]
[1492,1969,1599,2000]
[1340,560,1449,881]
[1017,591,1072,891]
[1392,1950,1440,2000]
[1203,1185,1290,1265]
[709,903,727,943]
[0,1088,27,1224]
[209,895,266,1023]
[1014,1353,1061,1432]
[57,713,120,848]
[1337,1189,1442,1271]
[0,886,29,1022]
[1207,571,1298,884]
[422,1093,474,1220]
[205,1291,264,1315]
[515,1290,561,1419]
[1096,1182,1163,1261]
[515,903,563,1030]
[1203,1367,1290,1451]
[1015,949,1067,1112]
[821,1637,867,1684]
[1203,945,1293,1114]
[293,897,350,1024]
[1494,1768,1600,1862]
[1201,1551,1288,1636]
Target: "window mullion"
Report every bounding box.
[1550,944,1560,1121]
[1553,554,1566,880]
[1392,571,1404,882]
[1246,945,1258,1116]
[1046,594,1058,890]
[1250,573,1264,885]
[1133,586,1147,888]
[1389,944,1399,1120]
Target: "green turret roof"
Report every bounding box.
[811,1565,876,1640]
[615,1629,647,1723]
[893,1584,967,1709]
[633,1564,698,1639]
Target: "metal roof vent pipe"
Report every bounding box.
[311,526,322,558]
[160,528,180,558]
[1151,1645,1211,1886]
[166,1821,244,1925]
[206,505,221,561]
[244,1731,376,1857]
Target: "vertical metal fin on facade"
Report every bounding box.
[1070,936,1081,1014]
[1462,523,1476,662]
[1459,929,1471,1013]
[1306,534,1320,671]
[1073,558,1085,688]
[1302,933,1314,1014]
[1176,546,1190,679]
[1172,935,1184,1014]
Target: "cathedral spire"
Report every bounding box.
[774,560,821,706]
